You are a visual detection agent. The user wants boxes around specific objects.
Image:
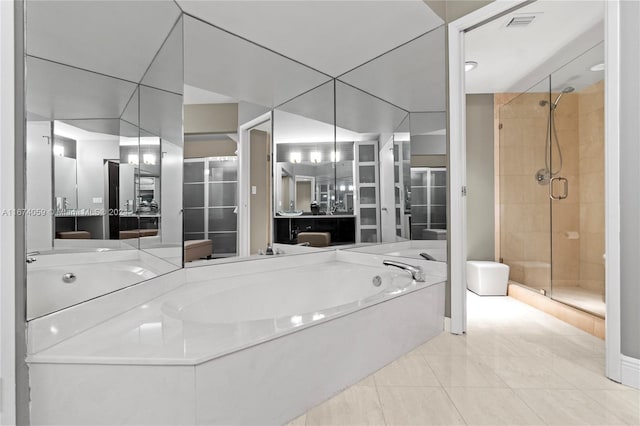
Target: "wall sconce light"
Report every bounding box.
[289,152,302,164]
[310,151,322,163]
[53,145,64,157]
[330,151,341,162]
[348,185,354,191]
[339,185,346,191]
[143,154,156,165]
[128,154,139,165]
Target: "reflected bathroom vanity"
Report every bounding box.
[273,214,357,245]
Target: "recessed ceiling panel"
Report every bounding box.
[465,0,604,93]
[184,15,331,109]
[26,57,138,120]
[339,26,446,112]
[178,0,443,77]
[26,0,181,82]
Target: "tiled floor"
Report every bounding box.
[288,292,639,425]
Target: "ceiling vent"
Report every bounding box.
[506,15,536,27]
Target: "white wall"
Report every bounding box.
[465,94,495,261]
[26,121,53,251]
[619,0,640,361]
[379,134,396,242]
[0,1,16,422]
[77,138,119,212]
[161,141,183,245]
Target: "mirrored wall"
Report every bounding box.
[24,1,184,319]
[24,0,448,319]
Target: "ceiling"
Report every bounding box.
[465,0,605,94]
[176,0,443,77]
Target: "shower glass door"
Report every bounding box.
[549,43,606,318]
[498,77,553,296]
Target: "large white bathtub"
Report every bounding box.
[27,250,446,425]
[27,249,178,319]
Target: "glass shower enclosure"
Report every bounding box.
[498,43,605,318]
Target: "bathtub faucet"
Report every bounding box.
[26,251,39,264]
[383,260,425,282]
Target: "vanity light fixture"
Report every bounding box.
[465,61,478,72]
[128,154,139,165]
[590,62,605,72]
[310,151,322,163]
[289,152,302,164]
[143,154,156,165]
[53,145,64,157]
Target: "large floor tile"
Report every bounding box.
[378,386,465,425]
[415,332,470,356]
[477,356,574,389]
[373,355,440,387]
[286,414,307,426]
[584,389,640,425]
[305,386,385,426]
[546,356,629,390]
[425,355,507,388]
[445,387,544,425]
[515,389,627,425]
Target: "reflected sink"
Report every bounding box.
[277,210,304,217]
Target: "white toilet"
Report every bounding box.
[466,261,510,296]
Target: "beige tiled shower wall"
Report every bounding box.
[495,81,604,296]
[577,81,605,294]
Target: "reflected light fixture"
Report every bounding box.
[143,154,156,165]
[465,61,478,72]
[590,62,605,72]
[330,151,341,162]
[128,154,139,165]
[289,152,302,164]
[339,185,346,191]
[310,151,322,163]
[53,145,64,157]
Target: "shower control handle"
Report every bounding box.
[549,176,569,200]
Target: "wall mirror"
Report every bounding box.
[272,81,351,247]
[338,25,448,260]
[181,14,332,263]
[24,1,448,319]
[24,0,183,319]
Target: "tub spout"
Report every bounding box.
[383,260,425,282]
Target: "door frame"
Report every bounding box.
[448,0,622,382]
[238,111,272,257]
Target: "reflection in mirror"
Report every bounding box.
[337,25,447,260]
[408,112,447,241]
[24,0,183,319]
[335,81,408,244]
[138,85,184,265]
[273,81,353,248]
[181,14,331,263]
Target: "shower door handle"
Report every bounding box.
[549,176,568,200]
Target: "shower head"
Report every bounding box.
[552,86,575,108]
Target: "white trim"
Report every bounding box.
[443,316,451,333]
[604,0,622,384]
[620,355,640,389]
[0,1,17,422]
[448,0,527,335]
[238,112,272,257]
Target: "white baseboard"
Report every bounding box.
[620,355,640,389]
